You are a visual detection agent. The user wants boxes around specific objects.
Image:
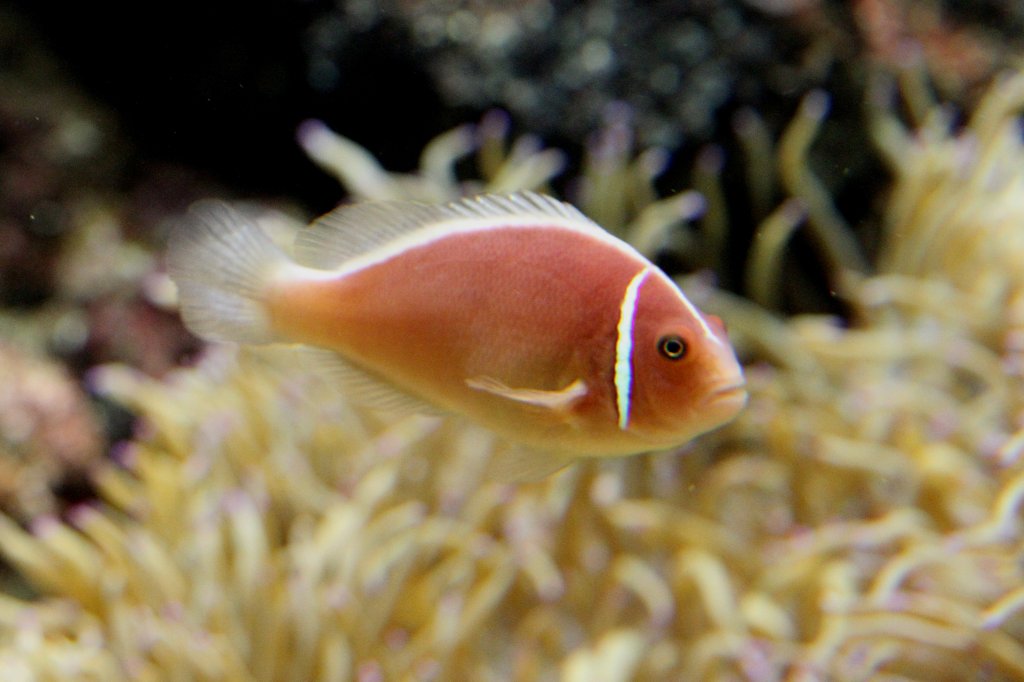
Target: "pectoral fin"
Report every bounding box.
[466,376,587,411]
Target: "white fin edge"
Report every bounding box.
[293,191,639,272]
[652,268,722,348]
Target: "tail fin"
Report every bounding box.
[167,201,289,344]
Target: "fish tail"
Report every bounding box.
[167,201,289,344]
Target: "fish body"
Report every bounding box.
[168,192,745,473]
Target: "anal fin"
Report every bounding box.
[484,446,577,482]
[297,346,443,416]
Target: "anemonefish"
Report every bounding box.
[167,192,746,478]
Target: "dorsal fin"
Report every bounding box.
[446,192,589,222]
[293,191,604,270]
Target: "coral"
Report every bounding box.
[853,0,1016,98]
[0,5,205,376]
[0,6,125,308]
[0,342,103,522]
[307,0,852,148]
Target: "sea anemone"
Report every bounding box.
[871,70,1024,360]
[297,107,706,258]
[1,72,1024,679]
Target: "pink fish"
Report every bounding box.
[168,192,746,477]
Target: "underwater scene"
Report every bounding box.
[2,1,1024,679]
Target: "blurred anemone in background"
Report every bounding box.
[1,0,1024,678]
[2,70,1024,679]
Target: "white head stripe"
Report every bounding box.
[614,268,650,430]
[655,269,723,347]
[677,291,721,345]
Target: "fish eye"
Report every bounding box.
[657,334,688,360]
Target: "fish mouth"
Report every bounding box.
[702,381,748,407]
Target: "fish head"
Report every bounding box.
[625,281,747,445]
